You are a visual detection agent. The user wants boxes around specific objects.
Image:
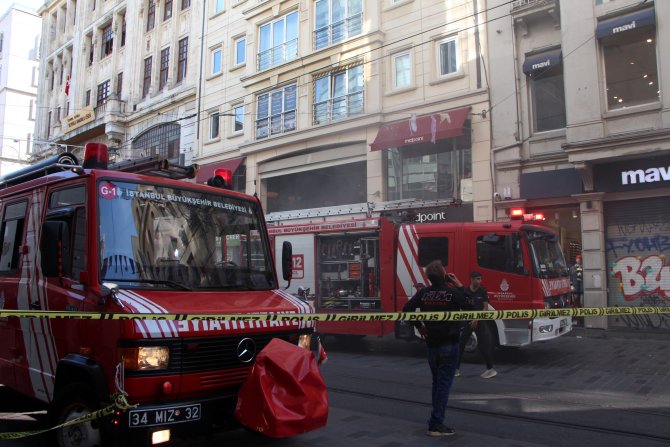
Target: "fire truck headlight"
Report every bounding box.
[121,346,170,371]
[298,334,312,350]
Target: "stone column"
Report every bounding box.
[573,192,607,329]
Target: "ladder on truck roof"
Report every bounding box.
[0,150,198,189]
[264,198,459,222]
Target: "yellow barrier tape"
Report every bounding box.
[0,393,137,441]
[1,307,669,322]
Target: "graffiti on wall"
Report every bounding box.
[607,223,670,329]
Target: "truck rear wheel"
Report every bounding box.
[50,382,105,447]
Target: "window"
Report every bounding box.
[210,112,220,139]
[164,0,173,20]
[159,47,170,90]
[97,80,110,105]
[601,19,658,110]
[256,84,297,139]
[438,37,458,76]
[102,24,113,57]
[132,123,180,159]
[234,37,246,66]
[258,11,298,70]
[87,34,94,65]
[385,138,472,202]
[476,234,525,275]
[47,111,52,135]
[32,67,39,87]
[264,161,366,213]
[182,0,191,9]
[50,67,55,90]
[0,201,27,273]
[392,51,411,88]
[143,56,152,97]
[314,0,363,50]
[528,60,566,132]
[214,0,225,14]
[177,37,188,82]
[117,72,123,96]
[29,99,36,120]
[418,237,449,268]
[314,65,364,124]
[233,105,244,132]
[46,187,87,280]
[147,1,156,31]
[211,47,222,74]
[121,17,126,46]
[85,89,91,106]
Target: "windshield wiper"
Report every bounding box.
[104,278,191,291]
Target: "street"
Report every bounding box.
[2,327,670,446]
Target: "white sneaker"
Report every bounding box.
[454,369,461,377]
[481,368,497,379]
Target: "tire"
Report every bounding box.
[463,331,479,354]
[49,382,106,447]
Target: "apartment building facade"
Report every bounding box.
[0,4,41,176]
[34,0,201,165]
[197,0,492,225]
[487,0,670,331]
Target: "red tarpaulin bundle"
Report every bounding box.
[235,338,329,438]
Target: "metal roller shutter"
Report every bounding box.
[604,197,670,330]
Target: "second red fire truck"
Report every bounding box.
[270,214,573,351]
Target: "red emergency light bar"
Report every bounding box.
[82,143,109,170]
[510,208,545,221]
[510,208,524,218]
[207,169,233,189]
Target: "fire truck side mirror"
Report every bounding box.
[40,221,71,278]
[281,241,293,282]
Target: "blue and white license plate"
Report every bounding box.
[129,403,201,427]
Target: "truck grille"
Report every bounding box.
[171,332,292,374]
[124,331,296,377]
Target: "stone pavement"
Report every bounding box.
[253,326,670,447]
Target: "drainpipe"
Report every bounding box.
[473,0,482,89]
[196,0,207,141]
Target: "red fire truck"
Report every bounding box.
[269,214,572,350]
[0,144,316,446]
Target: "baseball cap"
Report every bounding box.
[470,271,482,278]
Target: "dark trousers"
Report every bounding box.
[457,322,494,370]
[426,342,459,428]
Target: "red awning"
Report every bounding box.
[195,156,245,183]
[370,107,471,151]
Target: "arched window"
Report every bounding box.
[132,123,180,160]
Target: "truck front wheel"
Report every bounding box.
[50,382,105,447]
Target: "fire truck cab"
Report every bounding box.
[0,144,315,446]
[270,215,572,351]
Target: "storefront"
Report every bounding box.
[517,168,584,264]
[594,156,670,330]
[371,107,473,204]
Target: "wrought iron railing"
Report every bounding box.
[313,13,363,50]
[313,91,364,125]
[257,38,298,71]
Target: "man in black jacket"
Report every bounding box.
[456,271,497,379]
[402,260,468,437]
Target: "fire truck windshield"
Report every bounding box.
[97,180,275,291]
[525,230,569,279]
